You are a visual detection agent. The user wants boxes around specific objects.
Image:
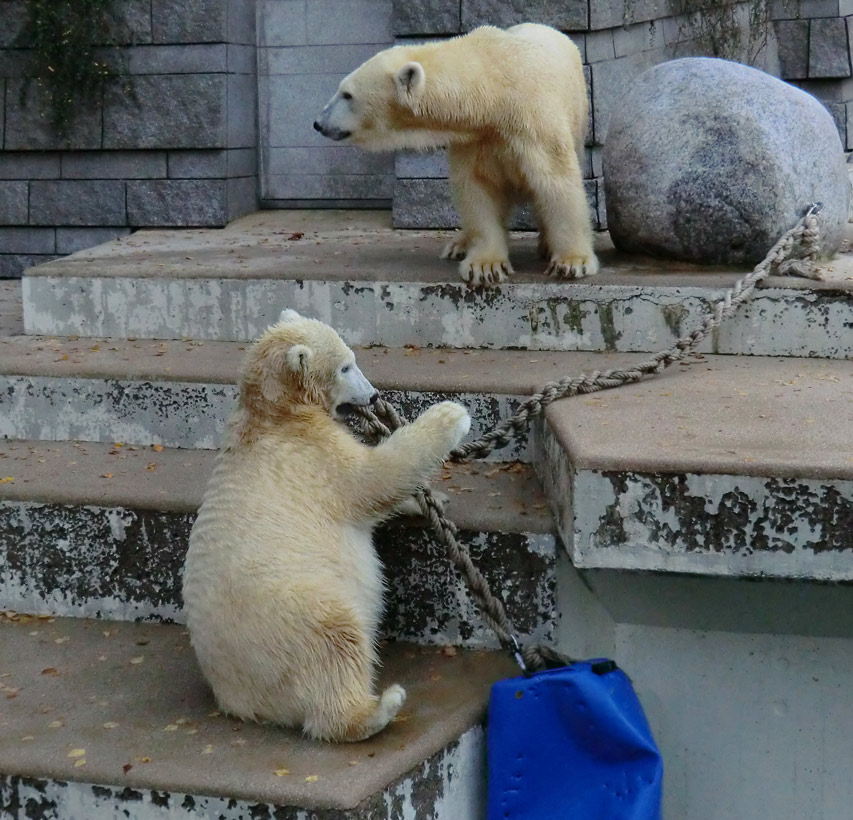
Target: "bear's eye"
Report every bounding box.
[341,91,353,102]
[341,364,351,374]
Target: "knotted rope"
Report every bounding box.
[355,204,823,674]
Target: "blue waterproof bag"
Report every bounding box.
[487,660,663,820]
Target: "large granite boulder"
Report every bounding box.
[603,58,849,265]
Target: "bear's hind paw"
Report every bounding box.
[460,259,512,287]
[441,237,469,261]
[546,253,600,280]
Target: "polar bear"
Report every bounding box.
[182,310,470,742]
[314,23,598,287]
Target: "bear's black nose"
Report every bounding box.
[369,392,379,405]
[313,121,322,133]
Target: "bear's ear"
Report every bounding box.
[395,61,425,108]
[279,308,302,324]
[285,344,313,375]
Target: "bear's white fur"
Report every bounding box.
[314,23,598,286]
[182,310,470,742]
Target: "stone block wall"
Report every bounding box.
[772,0,853,148]
[257,0,394,207]
[0,0,259,277]
[391,0,786,230]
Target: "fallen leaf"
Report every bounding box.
[41,667,60,676]
[100,473,114,479]
[67,748,86,758]
[274,768,291,777]
[305,775,319,783]
[21,735,34,741]
[129,656,144,665]
[152,444,164,453]
[122,763,133,773]
[103,722,119,729]
[54,637,69,644]
[48,720,63,728]
[146,463,157,471]
[73,758,86,768]
[201,745,214,754]
[163,724,179,732]
[0,477,13,484]
[441,646,458,657]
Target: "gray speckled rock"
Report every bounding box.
[603,57,849,265]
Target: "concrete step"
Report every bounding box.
[0,614,515,819]
[0,335,643,461]
[534,354,853,581]
[0,441,557,648]
[22,211,853,358]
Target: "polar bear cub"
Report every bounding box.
[182,310,470,742]
[314,23,598,287]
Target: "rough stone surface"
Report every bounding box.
[3,79,102,151]
[103,75,227,150]
[126,179,227,226]
[394,0,461,34]
[0,152,60,179]
[60,151,168,180]
[55,228,132,255]
[0,227,55,254]
[808,17,851,79]
[0,182,29,224]
[29,181,126,227]
[151,0,228,43]
[604,57,850,264]
[461,0,587,31]
[774,19,809,79]
[0,254,59,279]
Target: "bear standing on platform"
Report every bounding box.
[182,310,470,742]
[314,23,597,287]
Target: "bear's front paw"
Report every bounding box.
[425,401,471,445]
[546,253,600,280]
[460,257,513,287]
[442,236,469,261]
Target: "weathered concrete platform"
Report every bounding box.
[0,614,514,817]
[0,440,556,645]
[0,336,643,460]
[21,211,853,357]
[535,354,853,580]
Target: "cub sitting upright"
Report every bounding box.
[182,310,470,742]
[314,23,598,287]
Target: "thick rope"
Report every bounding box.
[354,205,822,674]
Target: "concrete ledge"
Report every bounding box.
[0,615,511,813]
[0,441,556,643]
[21,213,852,357]
[534,355,853,580]
[0,336,642,457]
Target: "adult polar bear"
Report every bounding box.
[314,24,598,286]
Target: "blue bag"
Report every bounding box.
[487,660,663,820]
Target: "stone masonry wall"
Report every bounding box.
[0,0,259,277]
[772,0,853,148]
[257,0,394,207]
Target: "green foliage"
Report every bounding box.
[16,0,130,139]
[673,0,771,65]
